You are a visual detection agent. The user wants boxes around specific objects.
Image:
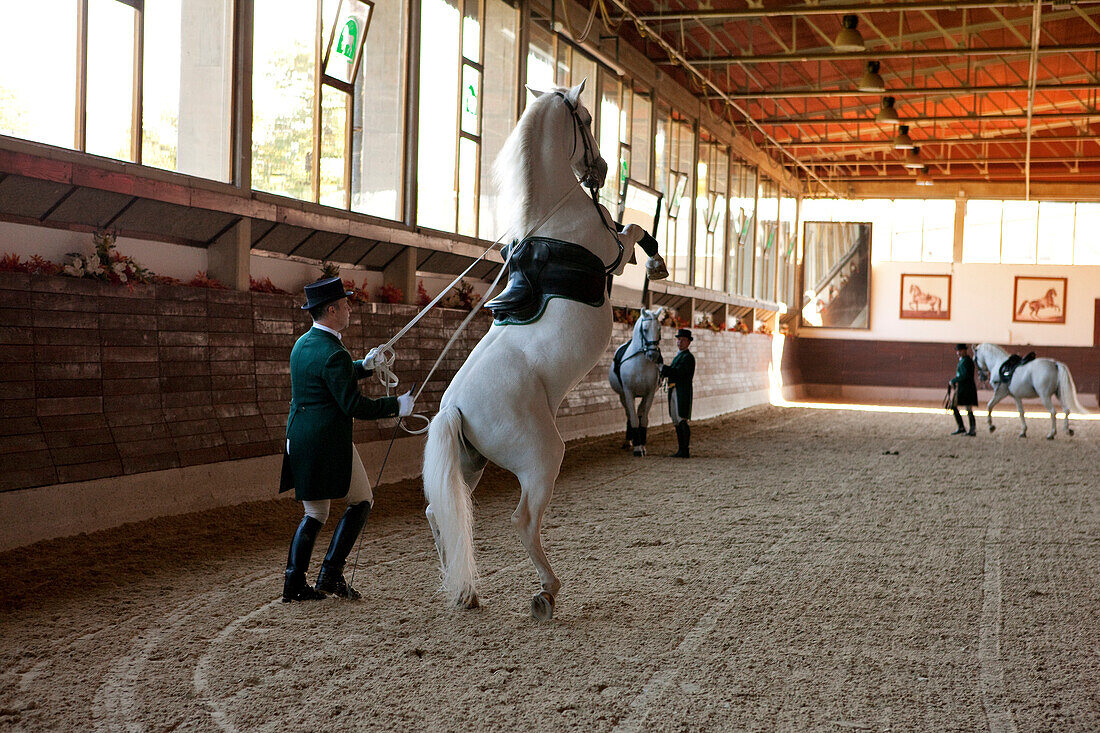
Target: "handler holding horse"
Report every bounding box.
[422,81,669,620]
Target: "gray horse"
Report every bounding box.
[609,307,665,455]
[973,342,1088,439]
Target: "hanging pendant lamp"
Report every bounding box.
[834,15,865,52]
[858,61,885,92]
[893,124,915,150]
[876,96,900,124]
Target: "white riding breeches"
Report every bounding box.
[302,446,373,524]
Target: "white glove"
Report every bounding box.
[363,346,383,370]
[645,255,669,280]
[397,390,415,417]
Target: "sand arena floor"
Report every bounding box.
[1,404,1097,732]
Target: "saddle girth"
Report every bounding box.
[485,236,610,325]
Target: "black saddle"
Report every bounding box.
[485,236,610,325]
[998,351,1036,383]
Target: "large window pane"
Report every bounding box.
[351,0,406,220]
[923,199,954,262]
[526,23,554,105]
[1001,201,1038,264]
[1074,203,1100,265]
[86,0,136,160]
[478,0,517,241]
[252,0,315,200]
[890,199,923,262]
[630,91,651,187]
[143,0,233,181]
[416,0,460,231]
[1037,202,1074,264]
[319,88,347,208]
[597,70,620,209]
[962,200,1002,263]
[0,3,77,148]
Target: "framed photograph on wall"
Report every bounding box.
[899,274,951,320]
[1013,276,1067,324]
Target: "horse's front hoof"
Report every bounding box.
[988,425,996,433]
[633,447,646,457]
[1068,428,1075,436]
[1046,434,1055,440]
[531,591,555,621]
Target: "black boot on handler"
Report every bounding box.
[316,501,371,600]
[283,516,326,602]
[671,422,690,458]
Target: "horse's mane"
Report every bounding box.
[493,92,564,241]
[976,342,1008,363]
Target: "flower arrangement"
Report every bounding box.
[344,279,370,304]
[695,313,723,332]
[417,280,431,307]
[441,279,479,310]
[0,253,61,275]
[375,283,404,304]
[62,232,153,288]
[320,261,341,279]
[187,271,228,289]
[249,276,289,294]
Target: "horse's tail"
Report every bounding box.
[1017,299,1028,316]
[1056,362,1090,415]
[423,405,478,605]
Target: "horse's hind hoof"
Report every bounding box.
[1068,428,1075,436]
[457,593,479,610]
[988,425,996,433]
[531,591,555,621]
[633,447,646,457]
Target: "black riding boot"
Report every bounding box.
[316,501,371,600]
[951,408,966,435]
[967,411,977,436]
[671,422,690,458]
[283,516,325,602]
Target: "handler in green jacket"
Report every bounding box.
[279,277,414,602]
[948,342,977,436]
[661,328,696,458]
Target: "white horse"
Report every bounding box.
[609,307,665,456]
[973,343,1088,439]
[422,81,668,620]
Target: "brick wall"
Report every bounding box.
[795,336,1099,398]
[0,272,776,494]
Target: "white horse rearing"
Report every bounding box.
[973,342,1088,439]
[422,81,668,620]
[609,307,665,456]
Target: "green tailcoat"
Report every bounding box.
[279,328,398,501]
[662,349,695,419]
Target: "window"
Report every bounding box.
[630,90,652,187]
[888,199,954,262]
[962,200,1002,263]
[351,0,408,220]
[1001,201,1038,264]
[1036,202,1074,265]
[597,70,621,211]
[252,0,317,200]
[0,5,78,149]
[693,138,726,291]
[777,194,797,307]
[477,0,518,240]
[1074,204,1100,265]
[729,162,756,297]
[755,176,779,301]
[656,111,693,285]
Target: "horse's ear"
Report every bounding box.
[525,84,546,99]
[566,79,586,105]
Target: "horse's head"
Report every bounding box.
[529,80,607,190]
[1045,288,1057,299]
[636,307,663,362]
[910,284,918,294]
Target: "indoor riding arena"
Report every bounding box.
[1,2,1098,731]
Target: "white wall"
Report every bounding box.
[801,259,1100,347]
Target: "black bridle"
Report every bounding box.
[554,91,624,277]
[620,312,662,366]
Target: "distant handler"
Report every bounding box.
[661,328,695,457]
[948,342,977,436]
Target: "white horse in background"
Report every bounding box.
[973,342,1088,439]
[422,81,668,620]
[609,307,665,456]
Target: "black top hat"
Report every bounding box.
[301,276,354,310]
[954,343,968,351]
[675,328,693,341]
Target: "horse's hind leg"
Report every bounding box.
[617,390,637,449]
[1040,392,1057,440]
[510,426,566,621]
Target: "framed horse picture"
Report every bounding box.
[900,274,951,320]
[1013,276,1067,324]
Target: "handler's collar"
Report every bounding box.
[311,323,342,340]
